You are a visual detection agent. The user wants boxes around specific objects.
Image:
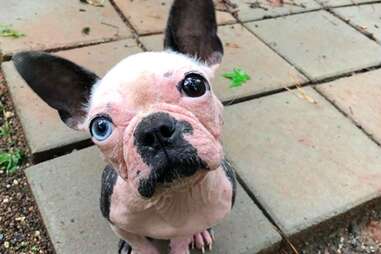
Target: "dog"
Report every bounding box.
[13,0,236,253]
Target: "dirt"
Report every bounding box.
[0,69,54,254]
[279,201,381,254]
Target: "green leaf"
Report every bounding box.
[0,24,25,38]
[0,149,24,174]
[222,68,251,88]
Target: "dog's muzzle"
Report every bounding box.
[133,112,206,198]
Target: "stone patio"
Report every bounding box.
[2,0,381,253]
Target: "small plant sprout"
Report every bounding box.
[0,120,11,137]
[0,149,24,174]
[0,24,25,38]
[0,102,11,137]
[223,68,251,88]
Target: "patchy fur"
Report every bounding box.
[13,0,237,253]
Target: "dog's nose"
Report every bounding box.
[135,112,178,149]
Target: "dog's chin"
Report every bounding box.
[136,157,211,199]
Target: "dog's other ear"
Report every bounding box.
[164,0,223,66]
[13,51,99,130]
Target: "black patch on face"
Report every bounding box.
[134,112,207,198]
[100,165,118,221]
[221,159,237,208]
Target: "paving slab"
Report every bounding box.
[315,0,379,7]
[113,0,236,35]
[223,87,381,236]
[245,11,381,81]
[0,0,132,57]
[230,0,320,22]
[333,4,381,43]
[2,39,142,155]
[317,69,381,145]
[140,24,307,102]
[26,146,281,254]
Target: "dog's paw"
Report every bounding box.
[190,228,215,253]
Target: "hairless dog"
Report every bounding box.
[13,0,236,253]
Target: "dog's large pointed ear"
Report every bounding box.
[13,51,99,130]
[164,0,223,66]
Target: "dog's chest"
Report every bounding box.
[109,167,232,239]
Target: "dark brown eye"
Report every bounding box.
[178,73,209,97]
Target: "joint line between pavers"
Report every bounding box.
[313,87,381,148]
[32,139,95,164]
[311,62,381,85]
[326,6,381,43]
[222,80,312,106]
[222,62,381,109]
[1,37,131,62]
[240,7,323,24]
[318,0,381,9]
[235,172,299,252]
[239,10,381,85]
[239,17,312,80]
[108,0,149,52]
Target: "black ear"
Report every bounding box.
[164,0,223,65]
[13,51,99,129]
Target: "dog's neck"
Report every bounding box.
[109,165,232,237]
[113,165,227,212]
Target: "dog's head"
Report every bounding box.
[13,0,224,198]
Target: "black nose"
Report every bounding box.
[135,112,178,149]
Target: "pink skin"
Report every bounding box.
[80,52,232,253]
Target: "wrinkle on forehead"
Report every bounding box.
[89,51,212,113]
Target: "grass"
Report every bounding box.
[0,99,23,174]
[0,121,11,137]
[0,149,24,174]
[0,24,25,38]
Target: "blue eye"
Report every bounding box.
[90,116,113,141]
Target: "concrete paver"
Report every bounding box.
[317,69,381,145]
[223,87,381,235]
[231,0,320,22]
[27,146,281,254]
[140,24,307,102]
[333,4,381,43]
[113,0,236,35]
[246,11,381,81]
[2,39,142,155]
[0,0,132,57]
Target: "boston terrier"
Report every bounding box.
[13,0,236,253]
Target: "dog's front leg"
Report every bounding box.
[169,237,192,254]
[111,225,159,254]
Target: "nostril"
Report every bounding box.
[142,133,155,147]
[159,125,174,139]
[135,113,179,149]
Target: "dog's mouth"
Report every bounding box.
[131,111,211,198]
[137,148,208,199]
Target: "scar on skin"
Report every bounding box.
[164,71,173,78]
